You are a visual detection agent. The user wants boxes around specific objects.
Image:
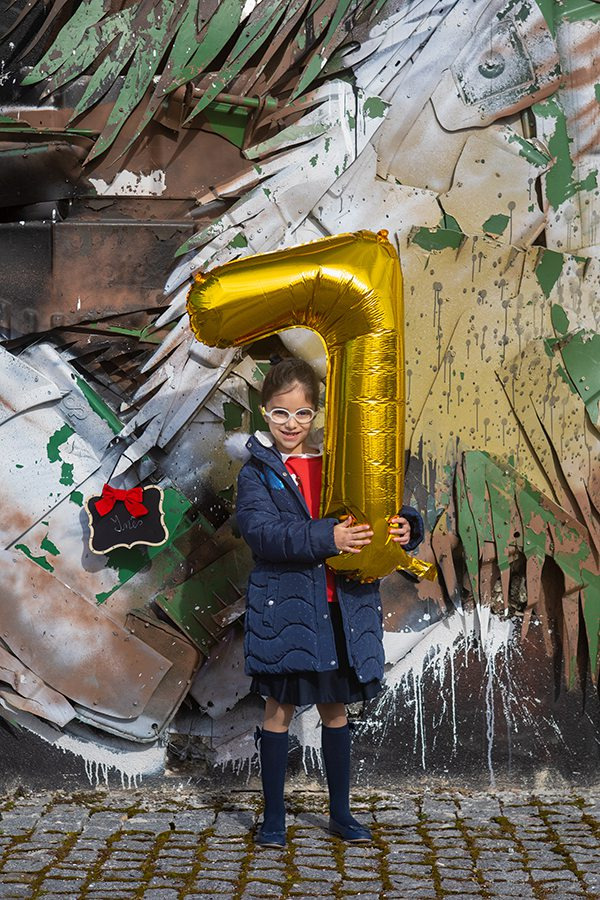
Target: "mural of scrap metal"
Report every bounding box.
[0,0,599,787]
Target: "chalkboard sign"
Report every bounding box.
[85,485,168,555]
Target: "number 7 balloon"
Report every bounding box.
[187,229,436,583]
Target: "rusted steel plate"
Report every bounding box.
[0,220,194,336]
[0,141,86,207]
[74,608,201,742]
[0,550,173,718]
[0,645,75,728]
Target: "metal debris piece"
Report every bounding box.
[0,645,76,728]
[73,608,201,742]
[0,550,173,717]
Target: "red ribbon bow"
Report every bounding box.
[95,484,149,518]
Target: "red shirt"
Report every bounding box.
[284,455,337,603]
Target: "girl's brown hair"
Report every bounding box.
[261,358,320,408]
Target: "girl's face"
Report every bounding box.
[263,381,316,456]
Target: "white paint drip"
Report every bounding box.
[4,709,166,788]
[216,609,517,786]
[289,705,324,775]
[367,609,514,784]
[89,169,167,197]
[53,733,165,788]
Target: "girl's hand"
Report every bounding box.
[388,515,411,546]
[334,516,373,554]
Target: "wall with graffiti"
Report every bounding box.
[0,0,599,789]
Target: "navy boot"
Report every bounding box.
[254,726,288,848]
[321,722,372,842]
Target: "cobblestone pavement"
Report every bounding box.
[1,786,600,899]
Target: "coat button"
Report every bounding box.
[267,600,274,606]
[377,605,381,611]
[323,613,328,619]
[330,660,336,666]
[317,563,323,568]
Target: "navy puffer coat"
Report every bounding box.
[236,433,424,684]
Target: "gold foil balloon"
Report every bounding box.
[187,230,436,583]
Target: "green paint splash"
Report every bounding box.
[75,377,122,434]
[482,214,509,235]
[69,491,84,506]
[363,97,388,119]
[46,424,74,463]
[15,544,54,572]
[59,462,74,485]
[41,536,60,556]
[534,97,599,208]
[535,248,565,298]
[411,226,464,253]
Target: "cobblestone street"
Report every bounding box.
[1,786,599,899]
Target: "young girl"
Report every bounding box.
[236,358,424,848]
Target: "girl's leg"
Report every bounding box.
[317,702,370,836]
[256,699,294,842]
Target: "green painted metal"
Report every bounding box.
[87,0,184,163]
[455,461,481,599]
[15,0,387,161]
[558,0,600,23]
[184,0,289,124]
[534,96,599,210]
[67,9,137,122]
[292,0,365,100]
[126,0,242,150]
[202,102,249,147]
[558,329,600,427]
[507,132,552,168]
[155,544,252,655]
[535,247,565,298]
[22,0,107,84]
[411,225,464,253]
[458,451,600,682]
[46,423,74,463]
[14,544,55,572]
[75,377,123,435]
[551,303,570,336]
[482,214,510,235]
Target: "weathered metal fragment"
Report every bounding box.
[0,550,174,717]
[73,608,201,741]
[0,645,75,728]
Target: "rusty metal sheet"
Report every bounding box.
[0,140,87,207]
[0,219,194,336]
[431,0,559,130]
[73,608,201,742]
[0,645,75,728]
[0,549,173,718]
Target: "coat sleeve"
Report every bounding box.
[236,462,339,563]
[399,505,425,552]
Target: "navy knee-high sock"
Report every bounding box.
[321,723,361,827]
[259,728,288,832]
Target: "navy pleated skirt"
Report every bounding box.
[249,600,383,705]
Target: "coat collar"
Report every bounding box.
[245,432,313,517]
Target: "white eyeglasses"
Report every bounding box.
[261,406,317,425]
